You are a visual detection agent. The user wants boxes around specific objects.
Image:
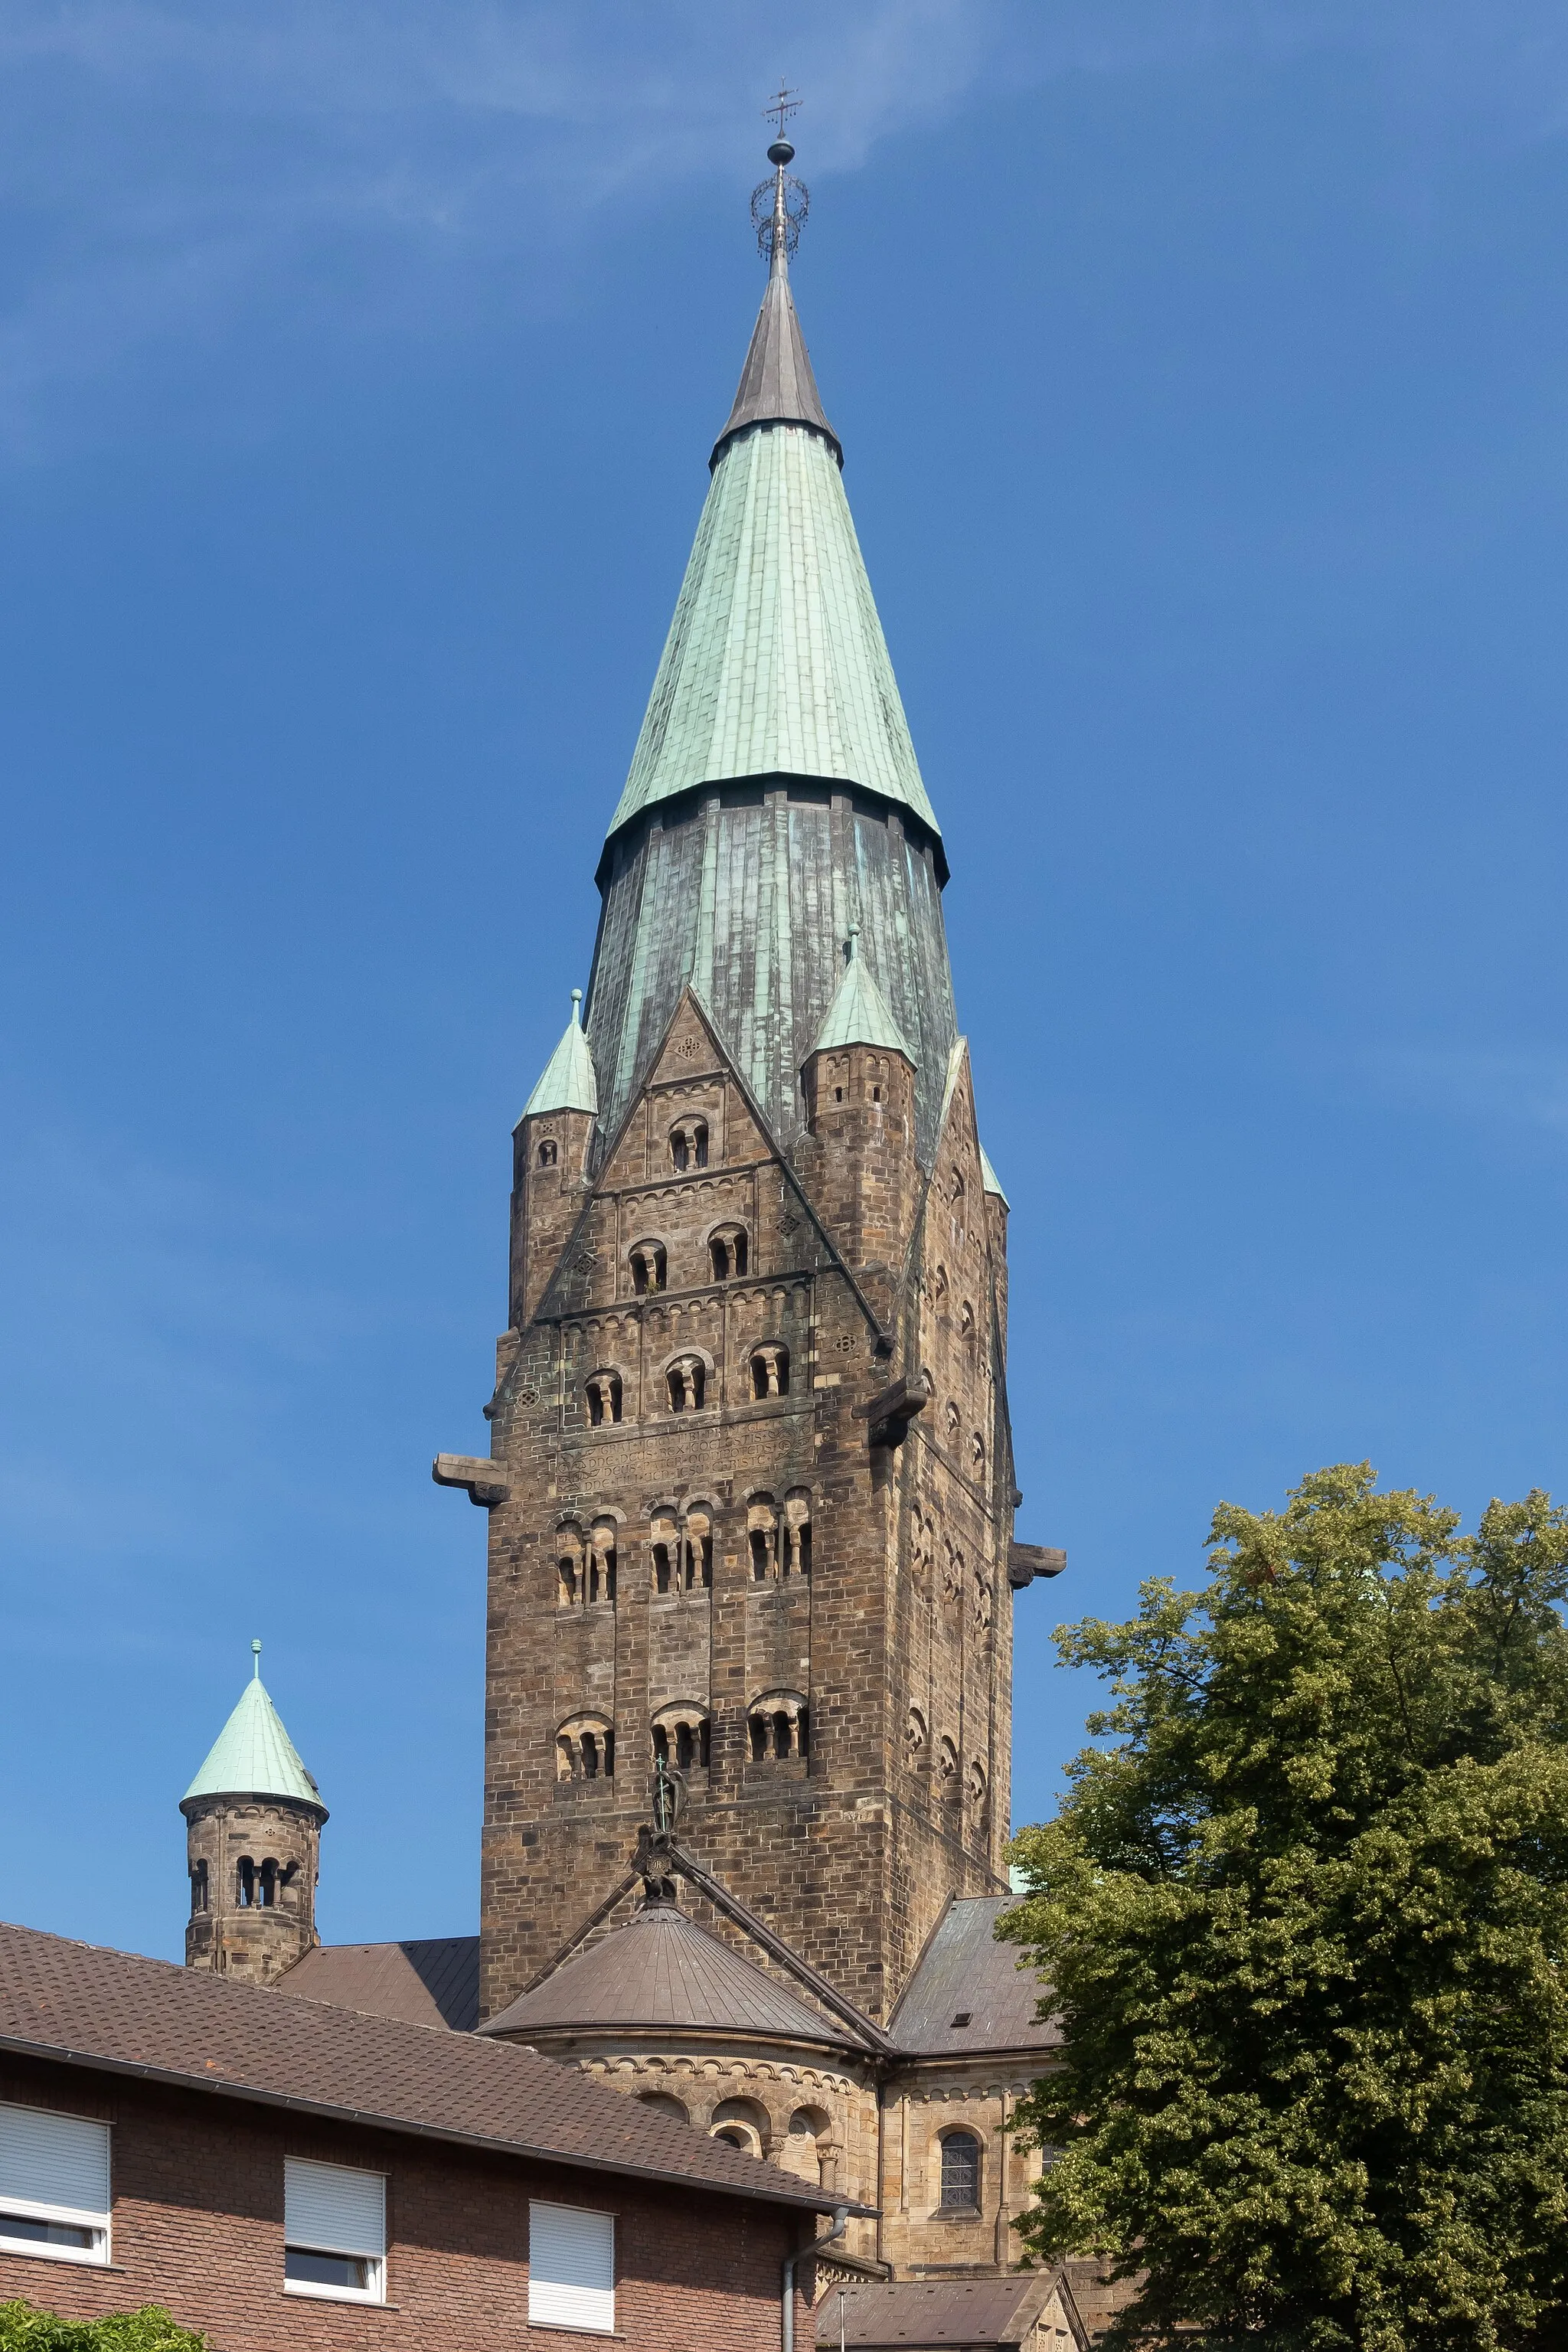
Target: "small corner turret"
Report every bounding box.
[511,988,599,1329]
[179,1641,326,1984]
[799,928,920,1290]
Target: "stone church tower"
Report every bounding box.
[181,1642,326,1983]
[439,136,1037,2035]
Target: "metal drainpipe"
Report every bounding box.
[782,2203,848,2352]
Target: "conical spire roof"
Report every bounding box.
[520,989,598,1122]
[808,926,915,1061]
[479,1896,866,2050]
[182,1644,325,1815]
[712,236,838,462]
[602,145,936,848]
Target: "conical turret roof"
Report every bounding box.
[808,927,915,1062]
[182,1647,325,1815]
[519,989,598,1122]
[479,1897,866,2051]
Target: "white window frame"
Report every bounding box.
[529,2198,616,2334]
[283,2157,387,2305]
[0,2101,111,2269]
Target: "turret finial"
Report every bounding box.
[570,987,583,1024]
[846,922,861,962]
[753,88,808,270]
[251,1636,262,1678]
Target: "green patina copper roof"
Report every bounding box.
[520,989,599,1123]
[808,926,915,1062]
[979,1143,1009,1207]
[183,1644,324,1813]
[603,256,938,842]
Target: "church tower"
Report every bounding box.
[442,134,1023,2030]
[180,1642,327,1982]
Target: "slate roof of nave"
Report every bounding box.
[886,1896,1060,2056]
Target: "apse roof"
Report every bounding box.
[479,1898,867,2052]
[181,1651,323,1815]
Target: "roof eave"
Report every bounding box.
[0,2030,870,2217]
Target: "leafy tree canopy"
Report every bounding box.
[0,2309,205,2350]
[1003,1465,1568,2352]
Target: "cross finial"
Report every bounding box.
[251,1637,263,1679]
[764,82,800,142]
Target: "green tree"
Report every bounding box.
[1003,1465,1568,2352]
[0,2309,205,2350]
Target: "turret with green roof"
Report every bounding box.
[180,1643,325,1985]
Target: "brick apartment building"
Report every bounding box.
[0,1922,855,2350]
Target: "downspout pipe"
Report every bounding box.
[783,2203,848,2352]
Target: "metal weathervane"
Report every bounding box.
[753,82,809,263]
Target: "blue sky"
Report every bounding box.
[2,0,1566,1963]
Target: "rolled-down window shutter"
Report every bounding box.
[0,2102,110,2225]
[284,2158,386,2258]
[529,2199,615,2333]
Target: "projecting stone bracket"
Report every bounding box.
[1008,1542,1067,1589]
[432,1453,512,1508]
[851,1376,929,1452]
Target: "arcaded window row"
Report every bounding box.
[555,1493,811,1609]
[554,1692,809,1782]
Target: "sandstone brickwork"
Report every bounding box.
[180,1795,320,1984]
[477,988,1017,2034]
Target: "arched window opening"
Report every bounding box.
[682,1511,713,1590]
[669,1121,709,1173]
[939,2131,982,2212]
[650,1514,677,1596]
[783,1488,812,1576]
[536,1138,558,1168]
[652,1704,711,1774]
[190,1860,208,1915]
[747,1690,808,1762]
[747,1495,777,1582]
[971,1432,986,1472]
[709,1225,749,1282]
[945,1400,961,1439]
[959,1299,975,1337]
[749,1343,789,1400]
[973,1571,994,1632]
[667,1355,705,1412]
[586,1370,622,1427]
[589,1520,618,1604]
[785,2106,834,2187]
[933,1263,948,1300]
[257,1859,278,1909]
[236,1857,256,1909]
[557,1715,616,1782]
[710,2099,768,2158]
[636,2092,689,2125]
[938,1735,959,1789]
[905,1707,928,1767]
[629,1241,666,1296]
[557,1525,583,1609]
[966,1758,988,1809]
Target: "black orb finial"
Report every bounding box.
[767,137,795,167]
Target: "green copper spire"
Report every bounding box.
[520,988,599,1122]
[809,924,915,1060]
[602,134,937,848]
[182,1642,325,1814]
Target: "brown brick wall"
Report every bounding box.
[0,2056,805,2352]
